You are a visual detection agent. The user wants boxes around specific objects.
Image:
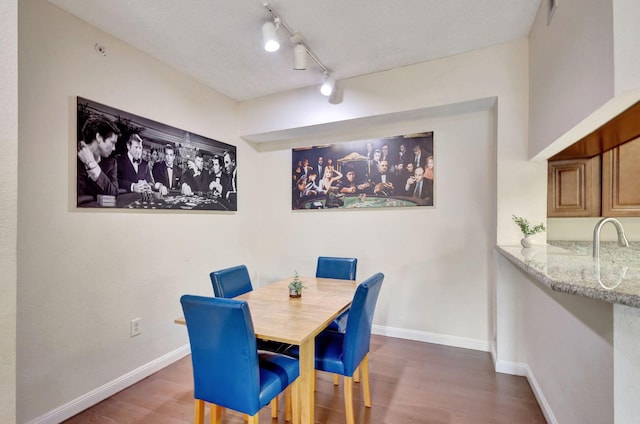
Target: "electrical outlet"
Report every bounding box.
[131,318,142,337]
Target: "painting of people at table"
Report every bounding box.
[77,97,237,211]
[291,131,434,210]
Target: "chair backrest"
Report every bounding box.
[210,265,253,298]
[315,256,358,280]
[342,272,384,375]
[180,295,261,413]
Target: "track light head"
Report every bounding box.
[293,44,307,70]
[328,81,343,104]
[320,75,335,96]
[262,21,280,52]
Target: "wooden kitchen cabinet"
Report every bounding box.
[548,136,640,217]
[547,157,601,217]
[602,136,640,216]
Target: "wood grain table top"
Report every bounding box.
[175,276,358,344]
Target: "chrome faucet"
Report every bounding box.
[593,217,629,258]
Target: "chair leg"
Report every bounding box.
[354,365,360,383]
[247,413,259,424]
[333,373,339,386]
[343,376,355,424]
[285,385,292,421]
[194,399,205,424]
[361,354,371,407]
[271,396,279,419]
[209,404,222,424]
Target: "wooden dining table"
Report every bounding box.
[175,276,359,424]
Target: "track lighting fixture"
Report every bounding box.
[320,75,335,96]
[262,20,280,52]
[262,2,340,102]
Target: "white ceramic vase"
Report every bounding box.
[521,235,534,248]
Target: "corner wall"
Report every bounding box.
[0,1,18,422]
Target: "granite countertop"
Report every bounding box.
[496,241,640,308]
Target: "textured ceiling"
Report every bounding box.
[48,0,542,102]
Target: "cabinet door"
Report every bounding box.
[547,157,601,217]
[602,136,640,216]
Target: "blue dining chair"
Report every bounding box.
[288,272,384,424]
[316,256,358,333]
[209,264,293,419]
[316,256,358,281]
[317,272,383,424]
[210,264,253,299]
[180,295,299,424]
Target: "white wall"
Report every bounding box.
[614,304,640,423]
[17,1,256,422]
[613,0,640,95]
[548,217,640,241]
[0,1,18,423]
[496,255,613,424]
[529,0,615,157]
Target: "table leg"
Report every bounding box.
[298,338,315,424]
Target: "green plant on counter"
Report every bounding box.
[288,270,306,295]
[512,215,546,236]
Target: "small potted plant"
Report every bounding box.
[288,271,306,298]
[512,215,546,248]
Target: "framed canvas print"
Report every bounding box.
[77,97,237,211]
[292,131,434,210]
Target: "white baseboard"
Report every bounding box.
[489,340,498,369]
[27,344,191,424]
[494,357,528,376]
[523,363,557,424]
[494,359,556,423]
[372,324,490,352]
[491,349,556,424]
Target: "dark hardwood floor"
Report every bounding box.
[63,335,545,423]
